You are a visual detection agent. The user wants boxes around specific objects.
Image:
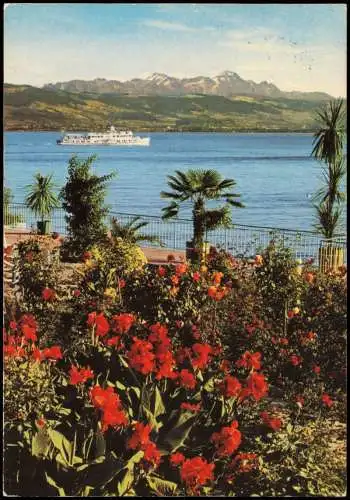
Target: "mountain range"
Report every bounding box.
[43,70,332,101]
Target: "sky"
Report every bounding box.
[4,3,347,97]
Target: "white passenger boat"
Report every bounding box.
[57,126,150,146]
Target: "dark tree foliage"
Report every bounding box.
[59,154,116,261]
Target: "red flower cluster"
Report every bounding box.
[260,411,282,431]
[290,354,302,366]
[87,312,110,337]
[127,422,161,468]
[148,324,177,380]
[192,271,201,282]
[170,452,185,467]
[19,314,38,342]
[236,351,261,371]
[127,337,155,375]
[229,453,258,474]
[191,343,212,370]
[69,365,94,385]
[35,345,63,361]
[321,393,333,407]
[313,365,321,374]
[211,421,242,457]
[219,375,242,399]
[177,369,196,390]
[180,457,215,493]
[112,313,135,334]
[175,263,187,276]
[90,385,128,432]
[42,287,56,301]
[245,372,269,401]
[157,266,166,277]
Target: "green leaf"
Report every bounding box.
[152,386,166,419]
[47,429,72,466]
[32,430,50,458]
[45,473,66,496]
[117,469,134,496]
[118,354,129,368]
[204,377,215,392]
[147,475,178,496]
[142,405,162,431]
[116,380,126,391]
[158,411,196,454]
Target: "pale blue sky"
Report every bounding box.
[4,3,347,96]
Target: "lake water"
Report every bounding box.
[3,131,343,232]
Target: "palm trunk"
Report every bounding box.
[193,198,205,251]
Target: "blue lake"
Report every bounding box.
[4,131,342,231]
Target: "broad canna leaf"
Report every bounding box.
[151,386,166,419]
[157,411,196,454]
[47,429,73,466]
[142,405,162,432]
[117,468,134,496]
[31,430,51,458]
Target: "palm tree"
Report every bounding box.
[161,169,244,259]
[110,216,164,246]
[311,99,346,238]
[25,173,60,234]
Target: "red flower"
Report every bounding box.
[32,347,43,362]
[42,288,56,301]
[171,275,180,286]
[175,263,187,276]
[9,321,17,330]
[21,324,37,342]
[87,312,110,337]
[321,393,333,407]
[175,320,184,329]
[90,385,128,431]
[192,271,201,282]
[177,369,196,390]
[207,286,218,298]
[69,365,94,385]
[211,421,242,457]
[73,289,81,297]
[112,313,135,334]
[143,442,161,467]
[246,372,269,401]
[127,422,153,450]
[290,354,302,366]
[191,343,212,370]
[260,411,282,431]
[83,251,92,261]
[101,406,128,432]
[180,457,215,493]
[36,418,46,428]
[236,351,261,371]
[279,338,289,345]
[43,345,63,360]
[212,271,223,285]
[127,337,155,375]
[170,452,185,467]
[157,266,166,277]
[107,336,121,348]
[313,365,321,374]
[181,402,201,412]
[219,375,242,399]
[148,323,169,345]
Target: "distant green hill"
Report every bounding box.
[4,83,334,132]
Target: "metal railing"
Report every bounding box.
[4,203,347,266]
